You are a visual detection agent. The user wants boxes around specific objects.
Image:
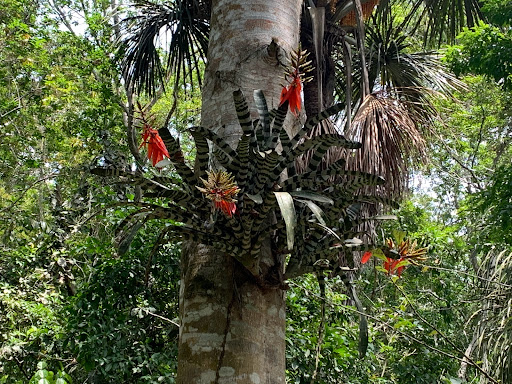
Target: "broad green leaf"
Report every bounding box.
[154,158,172,168]
[371,248,388,262]
[392,229,406,244]
[274,192,296,250]
[394,259,410,269]
[315,222,341,240]
[344,238,363,246]
[246,193,263,204]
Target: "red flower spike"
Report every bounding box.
[196,171,240,218]
[383,257,407,276]
[383,257,392,274]
[280,74,302,116]
[361,251,372,264]
[140,125,170,167]
[214,200,237,218]
[280,45,313,116]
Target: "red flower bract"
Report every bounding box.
[384,257,405,277]
[140,125,170,167]
[196,171,240,218]
[280,75,302,116]
[361,251,373,264]
[214,200,237,218]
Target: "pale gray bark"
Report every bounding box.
[177,0,302,382]
[200,0,301,143]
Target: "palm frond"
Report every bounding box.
[365,20,465,96]
[344,92,426,196]
[119,0,210,96]
[421,0,482,46]
[372,0,482,46]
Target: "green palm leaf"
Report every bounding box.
[119,0,209,96]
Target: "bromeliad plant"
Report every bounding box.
[361,230,428,276]
[92,89,397,281]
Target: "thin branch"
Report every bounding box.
[140,307,180,328]
[49,0,76,35]
[393,282,499,384]
[310,275,327,384]
[0,106,21,120]
[458,332,478,380]
[162,86,180,130]
[342,34,353,131]
[125,88,145,165]
[144,228,169,287]
[470,107,486,169]
[0,173,57,216]
[287,280,497,379]
[14,356,31,380]
[418,263,512,289]
[431,130,483,188]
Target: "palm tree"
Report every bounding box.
[101,0,483,382]
[120,0,476,197]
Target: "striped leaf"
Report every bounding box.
[158,128,197,189]
[189,127,210,179]
[283,103,345,155]
[142,189,205,211]
[254,90,271,150]
[276,135,359,181]
[352,195,400,209]
[213,148,232,169]
[233,134,251,190]
[289,191,334,205]
[191,125,236,159]
[91,167,172,193]
[267,101,288,150]
[233,89,253,135]
[252,151,280,195]
[297,199,327,225]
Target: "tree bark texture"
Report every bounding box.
[177,1,301,383]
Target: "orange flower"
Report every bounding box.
[384,257,406,277]
[280,74,302,116]
[280,45,312,116]
[140,125,170,167]
[361,251,373,264]
[197,171,240,218]
[361,234,427,277]
[214,199,238,218]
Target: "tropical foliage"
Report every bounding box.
[1,0,512,383]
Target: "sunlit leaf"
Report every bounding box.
[297,199,326,226]
[274,192,296,250]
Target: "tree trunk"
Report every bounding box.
[177,0,301,383]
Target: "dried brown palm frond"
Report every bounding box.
[344,91,427,197]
